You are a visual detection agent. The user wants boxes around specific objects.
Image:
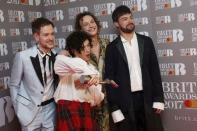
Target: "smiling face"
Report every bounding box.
[79,15,98,37]
[34,25,55,53]
[74,39,91,62]
[115,13,135,34]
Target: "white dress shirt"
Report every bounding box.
[53,55,104,106]
[37,49,54,102]
[120,33,164,110]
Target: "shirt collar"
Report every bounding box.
[120,32,137,44]
[37,45,51,58]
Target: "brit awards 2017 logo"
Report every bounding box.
[156,29,184,44]
[158,49,174,57]
[159,63,186,76]
[8,10,25,22]
[180,48,197,56]
[155,15,171,24]
[163,81,197,109]
[94,3,116,16]
[0,43,8,56]
[45,10,64,21]
[68,6,88,19]
[122,0,147,12]
[100,34,117,42]
[134,17,149,25]
[192,27,197,42]
[0,62,9,72]
[62,25,73,33]
[0,29,6,37]
[178,13,195,22]
[28,11,42,22]
[10,28,20,36]
[0,10,4,22]
[154,0,182,10]
[12,41,28,54]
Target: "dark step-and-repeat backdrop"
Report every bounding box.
[0,0,197,131]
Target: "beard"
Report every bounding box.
[119,23,135,33]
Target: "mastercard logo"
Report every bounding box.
[184,100,197,108]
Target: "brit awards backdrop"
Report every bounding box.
[0,0,197,131]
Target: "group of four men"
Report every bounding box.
[9,5,164,131]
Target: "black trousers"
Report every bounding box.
[117,91,147,131]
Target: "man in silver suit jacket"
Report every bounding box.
[9,17,58,131]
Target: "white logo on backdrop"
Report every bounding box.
[122,0,147,12]
[0,43,8,56]
[157,29,184,44]
[159,63,186,76]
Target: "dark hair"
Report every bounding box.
[31,17,54,34]
[66,31,92,57]
[112,5,131,22]
[75,11,101,32]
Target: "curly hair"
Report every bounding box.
[75,11,101,32]
[66,31,92,57]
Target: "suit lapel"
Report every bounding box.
[115,36,128,65]
[136,34,144,66]
[30,55,44,86]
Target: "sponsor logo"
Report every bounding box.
[0,10,4,22]
[158,49,173,57]
[0,43,8,56]
[62,25,73,32]
[68,6,88,19]
[155,15,171,24]
[12,41,28,54]
[45,10,64,21]
[159,63,186,76]
[8,10,25,22]
[0,62,9,71]
[156,29,184,44]
[94,3,116,16]
[180,48,197,56]
[178,13,195,22]
[10,28,20,36]
[154,0,182,10]
[122,0,147,12]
